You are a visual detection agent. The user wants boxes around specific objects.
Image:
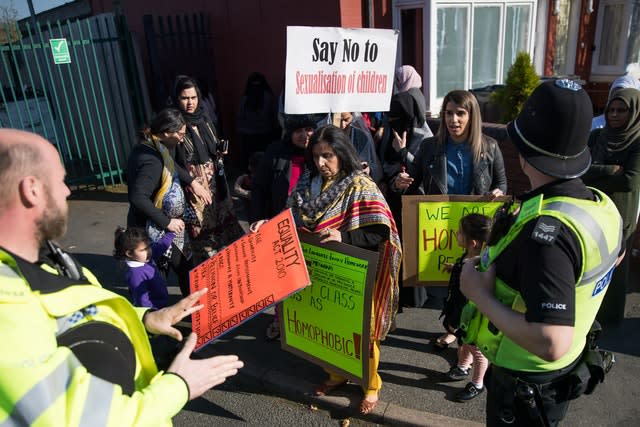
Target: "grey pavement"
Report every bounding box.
[62,189,640,426]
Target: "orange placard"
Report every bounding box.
[190,209,311,350]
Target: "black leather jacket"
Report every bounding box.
[400,134,507,195]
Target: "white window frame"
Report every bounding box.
[392,0,537,114]
[591,0,633,76]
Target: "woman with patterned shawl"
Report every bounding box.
[291,125,402,415]
[127,108,210,296]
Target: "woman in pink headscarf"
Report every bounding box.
[394,65,427,122]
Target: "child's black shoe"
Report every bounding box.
[446,365,470,381]
[455,382,484,402]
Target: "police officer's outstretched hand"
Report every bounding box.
[144,288,209,341]
[168,332,244,399]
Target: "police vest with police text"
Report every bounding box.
[460,189,622,372]
[0,250,187,426]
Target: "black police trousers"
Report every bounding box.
[485,360,579,427]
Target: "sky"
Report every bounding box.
[0,0,73,21]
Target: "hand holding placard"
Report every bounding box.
[281,232,379,386]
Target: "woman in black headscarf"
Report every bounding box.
[584,88,640,324]
[378,66,433,198]
[172,75,244,264]
[377,68,433,309]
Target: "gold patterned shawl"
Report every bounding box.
[290,170,402,341]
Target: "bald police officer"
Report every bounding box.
[0,129,243,425]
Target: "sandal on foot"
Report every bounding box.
[359,397,378,415]
[314,380,347,396]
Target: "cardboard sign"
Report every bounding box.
[280,232,378,386]
[285,26,398,114]
[401,195,510,286]
[190,209,310,350]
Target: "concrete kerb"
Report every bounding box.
[226,353,482,427]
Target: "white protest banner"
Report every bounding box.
[285,26,398,114]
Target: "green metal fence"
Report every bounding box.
[0,13,149,186]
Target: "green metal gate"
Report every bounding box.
[0,13,149,187]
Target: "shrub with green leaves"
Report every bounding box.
[491,52,540,123]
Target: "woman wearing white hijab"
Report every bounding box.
[592,63,640,129]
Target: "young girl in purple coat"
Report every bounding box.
[114,227,175,309]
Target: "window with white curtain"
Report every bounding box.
[436,6,468,96]
[503,5,531,80]
[472,6,500,88]
[435,1,535,97]
[592,0,632,75]
[393,0,537,111]
[599,3,625,65]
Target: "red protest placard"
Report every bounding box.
[190,209,310,350]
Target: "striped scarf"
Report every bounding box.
[142,136,189,255]
[290,170,402,341]
[142,135,175,209]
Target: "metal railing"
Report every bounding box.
[0,13,149,187]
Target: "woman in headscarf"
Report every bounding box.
[126,108,210,296]
[249,113,321,340]
[253,125,401,415]
[394,65,427,118]
[379,65,433,179]
[172,75,244,264]
[591,64,640,129]
[333,111,382,183]
[378,66,434,309]
[584,88,640,324]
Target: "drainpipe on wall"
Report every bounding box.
[365,0,374,28]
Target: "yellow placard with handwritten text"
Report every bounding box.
[417,199,503,283]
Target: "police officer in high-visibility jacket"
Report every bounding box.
[459,80,624,426]
[0,129,244,426]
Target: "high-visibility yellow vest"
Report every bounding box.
[0,250,188,426]
[460,189,622,372]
